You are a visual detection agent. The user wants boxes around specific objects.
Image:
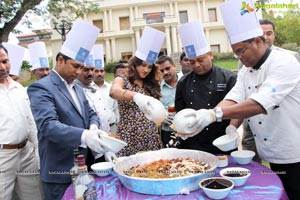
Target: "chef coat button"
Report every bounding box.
[208,103,210,106]
[209,91,211,94]
[206,128,209,131]
[210,81,212,84]
[193,80,196,82]
[258,121,262,125]
[248,86,251,89]
[190,102,193,105]
[250,70,253,73]
[191,90,194,92]
[247,119,250,122]
[264,138,267,141]
[254,134,256,137]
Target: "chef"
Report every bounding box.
[28,41,50,80]
[173,0,300,199]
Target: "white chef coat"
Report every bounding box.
[0,77,37,145]
[225,50,300,164]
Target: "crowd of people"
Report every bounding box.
[1,1,300,199]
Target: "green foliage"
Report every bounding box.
[21,60,32,71]
[214,59,238,71]
[263,9,300,46]
[213,52,235,61]
[104,61,119,73]
[48,0,100,25]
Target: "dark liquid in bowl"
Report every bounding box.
[224,173,248,177]
[202,179,232,189]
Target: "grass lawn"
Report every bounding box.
[214,59,238,71]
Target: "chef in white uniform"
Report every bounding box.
[173,0,300,199]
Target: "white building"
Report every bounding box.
[50,0,233,63]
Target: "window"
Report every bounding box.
[210,45,220,53]
[121,52,132,60]
[208,8,217,22]
[119,17,130,30]
[143,12,165,24]
[93,19,103,33]
[179,11,188,24]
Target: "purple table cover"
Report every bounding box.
[63,157,288,200]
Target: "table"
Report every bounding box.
[62,157,288,200]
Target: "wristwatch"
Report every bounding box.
[215,107,223,122]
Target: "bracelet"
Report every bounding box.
[122,90,128,100]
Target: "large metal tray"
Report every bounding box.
[113,148,218,195]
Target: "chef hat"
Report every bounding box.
[85,44,104,68]
[178,21,209,58]
[220,0,263,45]
[135,26,165,64]
[2,42,26,76]
[60,19,100,64]
[28,41,49,71]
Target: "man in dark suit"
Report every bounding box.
[27,19,112,200]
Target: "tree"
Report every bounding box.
[0,0,99,43]
[0,0,46,42]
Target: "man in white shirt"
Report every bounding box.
[0,44,43,200]
[93,66,119,135]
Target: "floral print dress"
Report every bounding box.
[116,76,163,157]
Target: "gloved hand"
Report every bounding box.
[89,124,98,131]
[81,129,110,154]
[133,93,167,124]
[104,152,117,163]
[225,125,240,147]
[133,93,153,115]
[186,109,216,134]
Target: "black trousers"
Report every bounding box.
[270,162,300,200]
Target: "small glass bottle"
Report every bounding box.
[70,147,80,182]
[74,154,97,200]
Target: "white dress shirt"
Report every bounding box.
[225,50,300,164]
[0,77,37,144]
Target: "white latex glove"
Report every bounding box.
[133,93,167,124]
[225,125,240,147]
[89,124,98,131]
[81,130,110,154]
[133,93,153,114]
[186,109,216,134]
[104,152,117,163]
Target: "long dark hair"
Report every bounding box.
[127,56,161,99]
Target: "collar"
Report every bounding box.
[75,79,97,93]
[52,69,75,88]
[252,47,272,70]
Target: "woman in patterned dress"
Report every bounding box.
[110,56,163,156]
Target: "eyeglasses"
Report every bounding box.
[234,42,252,57]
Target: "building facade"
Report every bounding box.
[50,0,233,64]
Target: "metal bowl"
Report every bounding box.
[114,148,218,195]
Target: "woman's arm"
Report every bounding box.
[110,77,137,101]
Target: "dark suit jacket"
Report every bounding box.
[27,71,100,183]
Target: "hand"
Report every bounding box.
[104,152,117,163]
[133,93,153,114]
[225,125,240,146]
[186,109,216,134]
[81,130,110,154]
[133,93,167,124]
[175,130,199,140]
[89,124,98,131]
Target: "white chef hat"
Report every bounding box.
[2,42,26,76]
[135,26,165,64]
[220,0,263,45]
[178,20,210,58]
[60,19,100,64]
[85,44,104,68]
[28,41,49,71]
